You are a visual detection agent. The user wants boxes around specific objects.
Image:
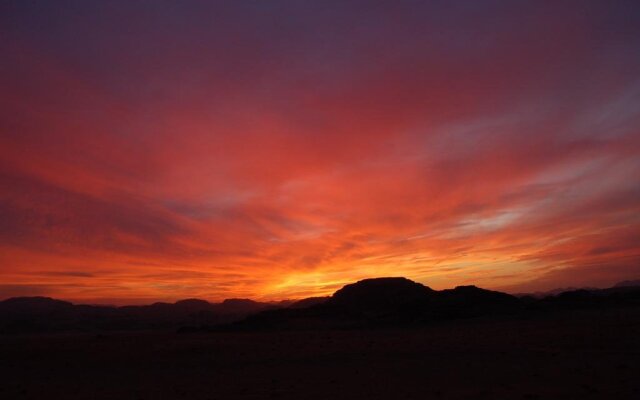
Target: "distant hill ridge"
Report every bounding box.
[0,296,279,333]
[223,277,640,331]
[228,278,525,330]
[1,277,639,333]
[615,279,640,288]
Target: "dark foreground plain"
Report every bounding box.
[1,306,639,400]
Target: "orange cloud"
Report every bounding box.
[1,1,639,303]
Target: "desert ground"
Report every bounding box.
[1,306,639,400]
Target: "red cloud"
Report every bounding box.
[1,2,639,303]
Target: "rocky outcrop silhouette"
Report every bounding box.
[535,284,640,309]
[227,278,640,331]
[614,279,640,288]
[218,298,268,314]
[228,278,523,331]
[0,296,279,333]
[0,296,74,313]
[330,277,435,313]
[288,296,330,309]
[432,285,522,319]
[3,277,640,333]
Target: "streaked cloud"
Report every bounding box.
[1,1,639,303]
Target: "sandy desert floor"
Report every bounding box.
[1,307,639,399]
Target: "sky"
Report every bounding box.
[1,0,639,304]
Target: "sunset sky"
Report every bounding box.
[1,1,639,304]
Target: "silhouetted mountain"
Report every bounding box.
[217,298,269,314]
[4,277,640,334]
[433,285,521,319]
[0,296,281,334]
[515,280,640,299]
[174,298,212,311]
[226,278,640,332]
[330,277,435,313]
[614,279,640,288]
[0,296,74,313]
[226,278,523,331]
[531,284,640,310]
[288,296,330,309]
[514,286,598,298]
